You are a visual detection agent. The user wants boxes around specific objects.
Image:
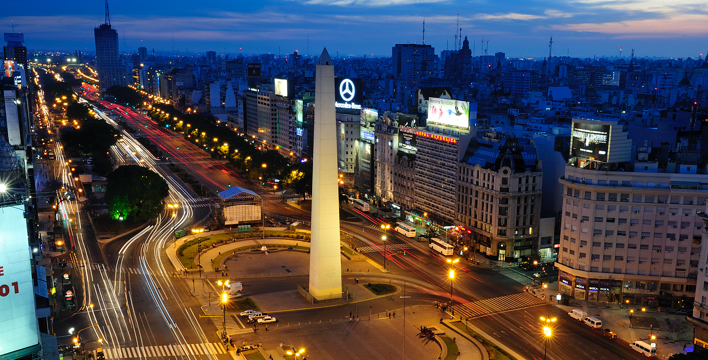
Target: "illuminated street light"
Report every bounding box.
[540,316,556,360]
[381,224,390,271]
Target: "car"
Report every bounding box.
[603,329,617,339]
[676,308,690,315]
[533,271,548,278]
[239,310,257,317]
[257,316,277,324]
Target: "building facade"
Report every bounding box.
[688,203,708,350]
[94,23,127,93]
[456,133,542,261]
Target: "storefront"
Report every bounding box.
[588,279,599,301]
[574,277,587,300]
[559,271,573,296]
[391,204,401,218]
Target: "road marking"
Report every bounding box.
[206,342,216,354]
[455,292,547,319]
[148,346,156,357]
[201,343,209,354]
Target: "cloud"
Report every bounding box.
[301,0,447,6]
[475,13,546,21]
[551,13,708,35]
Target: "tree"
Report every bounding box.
[106,85,143,107]
[66,102,90,122]
[667,318,689,340]
[281,161,312,200]
[668,348,708,360]
[61,119,118,156]
[105,165,169,222]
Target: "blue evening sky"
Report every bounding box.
[3,0,708,59]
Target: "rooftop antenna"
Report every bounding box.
[620,45,622,58]
[104,0,111,26]
[11,20,14,33]
[422,19,425,44]
[547,36,553,76]
[460,28,463,50]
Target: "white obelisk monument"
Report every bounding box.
[308,48,342,300]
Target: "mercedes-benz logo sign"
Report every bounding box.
[339,79,355,102]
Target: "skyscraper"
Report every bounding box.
[94,0,127,93]
[3,33,27,71]
[391,44,435,110]
[138,46,148,62]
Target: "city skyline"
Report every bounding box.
[2,0,708,58]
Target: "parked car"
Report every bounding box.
[247,313,268,323]
[257,316,277,324]
[239,310,258,317]
[676,308,690,315]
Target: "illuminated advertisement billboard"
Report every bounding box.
[361,131,375,142]
[335,78,363,112]
[571,122,610,162]
[4,60,15,78]
[361,108,378,124]
[247,63,262,77]
[427,97,470,128]
[355,141,373,191]
[274,78,288,97]
[0,207,39,356]
[398,126,417,152]
[295,100,303,124]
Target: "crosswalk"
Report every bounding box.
[356,243,412,253]
[497,268,534,285]
[454,292,547,319]
[102,342,227,359]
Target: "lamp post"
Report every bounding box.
[540,316,556,360]
[221,292,228,339]
[447,258,459,313]
[261,164,267,240]
[381,224,390,271]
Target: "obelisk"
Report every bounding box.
[308,48,342,300]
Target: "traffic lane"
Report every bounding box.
[342,222,524,302]
[469,305,645,360]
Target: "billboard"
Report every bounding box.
[427,97,470,128]
[295,99,303,124]
[274,78,288,97]
[4,60,15,78]
[335,78,363,112]
[0,206,39,356]
[247,63,262,77]
[571,122,610,161]
[355,141,373,191]
[398,126,417,152]
[361,108,378,124]
[361,131,375,142]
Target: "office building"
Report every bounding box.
[556,118,702,305]
[444,37,472,84]
[456,133,542,261]
[503,70,538,96]
[94,2,127,93]
[206,51,217,66]
[392,44,435,109]
[4,33,28,78]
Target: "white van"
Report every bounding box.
[583,316,603,328]
[630,341,657,357]
[568,309,587,321]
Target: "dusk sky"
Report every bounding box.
[3,0,708,59]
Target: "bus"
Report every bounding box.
[395,222,417,238]
[352,199,370,212]
[429,238,454,256]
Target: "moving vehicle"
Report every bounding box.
[533,270,548,278]
[429,238,454,256]
[568,309,587,321]
[583,316,603,329]
[352,199,370,212]
[257,316,277,324]
[630,341,657,357]
[96,348,105,360]
[247,313,268,323]
[225,281,243,294]
[395,222,417,238]
[239,310,258,317]
[603,329,617,339]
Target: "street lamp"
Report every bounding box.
[540,316,556,360]
[381,224,390,271]
[447,258,459,313]
[221,292,228,339]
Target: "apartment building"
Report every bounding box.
[688,204,708,350]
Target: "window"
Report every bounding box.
[597,193,606,201]
[584,191,592,200]
[628,244,637,249]
[618,231,627,236]
[645,195,654,203]
[615,256,624,261]
[591,254,600,261]
[595,217,604,222]
[570,238,576,243]
[609,193,618,202]
[603,255,612,261]
[640,245,649,250]
[607,205,616,212]
[593,241,601,247]
[604,242,613,249]
[620,194,630,202]
[596,205,605,210]
[605,230,614,236]
[652,246,662,251]
[643,219,652,225]
[641,232,650,239]
[579,253,587,259]
[620,206,628,213]
[498,207,508,216]
[569,250,575,255]
[607,218,615,223]
[616,243,625,248]
[632,194,642,203]
[580,240,588,246]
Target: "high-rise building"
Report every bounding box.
[444,37,471,84]
[206,51,217,66]
[3,33,28,74]
[392,44,435,109]
[138,46,147,62]
[94,1,127,93]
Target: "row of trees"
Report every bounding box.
[147,104,313,198]
[105,165,169,222]
[106,85,143,108]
